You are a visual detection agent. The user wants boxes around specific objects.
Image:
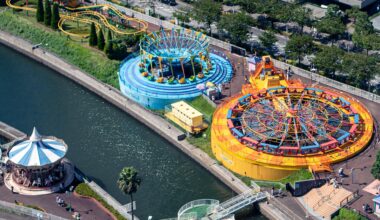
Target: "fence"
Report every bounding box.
[177,199,219,218]
[0,200,68,220]
[273,60,380,104]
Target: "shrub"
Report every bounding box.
[333,208,366,220]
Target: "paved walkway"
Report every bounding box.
[0,183,113,220]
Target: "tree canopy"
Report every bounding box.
[36,0,44,22]
[117,167,141,220]
[342,53,380,90]
[51,3,60,29]
[313,46,344,78]
[89,22,98,46]
[104,29,113,58]
[192,0,222,35]
[259,30,277,52]
[289,7,312,34]
[44,0,51,26]
[285,34,314,64]
[218,12,253,45]
[97,28,105,50]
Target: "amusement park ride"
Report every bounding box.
[6,0,148,38]
[211,56,374,180]
[118,28,233,109]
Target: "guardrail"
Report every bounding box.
[273,60,380,104]
[177,199,219,217]
[0,200,68,220]
[340,190,360,207]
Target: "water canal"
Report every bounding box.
[0,44,265,219]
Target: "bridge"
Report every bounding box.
[206,191,267,219]
[175,190,267,220]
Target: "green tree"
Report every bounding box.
[51,3,60,29]
[44,0,51,26]
[342,53,380,90]
[192,0,222,35]
[97,28,105,50]
[285,34,314,64]
[104,29,113,58]
[173,11,190,26]
[290,6,312,34]
[352,13,375,52]
[316,17,345,42]
[236,0,256,13]
[89,22,97,46]
[313,46,343,78]
[333,208,366,220]
[218,12,253,45]
[259,30,277,52]
[316,4,345,42]
[346,6,364,23]
[36,0,44,23]
[117,167,141,220]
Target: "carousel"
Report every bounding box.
[4,127,74,195]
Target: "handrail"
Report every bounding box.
[312,187,338,210]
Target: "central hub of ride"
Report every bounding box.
[139,28,211,83]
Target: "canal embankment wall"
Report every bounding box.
[0,30,294,220]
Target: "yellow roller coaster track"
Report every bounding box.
[6,0,148,38]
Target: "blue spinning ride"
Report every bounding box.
[119,28,233,109]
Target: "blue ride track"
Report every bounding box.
[118,53,233,109]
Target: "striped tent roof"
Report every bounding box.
[8,127,67,167]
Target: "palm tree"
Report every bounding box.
[117,167,141,220]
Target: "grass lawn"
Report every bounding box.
[188,96,215,120]
[62,20,91,36]
[0,9,121,87]
[186,96,216,158]
[279,168,313,186]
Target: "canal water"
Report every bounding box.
[0,44,265,219]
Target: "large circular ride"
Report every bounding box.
[119,28,233,109]
[211,57,374,180]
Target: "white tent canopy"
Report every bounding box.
[8,127,67,167]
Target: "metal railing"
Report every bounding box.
[0,200,68,220]
[312,187,338,210]
[177,199,219,218]
[209,191,267,219]
[273,60,380,104]
[340,190,360,207]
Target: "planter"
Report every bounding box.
[141,72,148,77]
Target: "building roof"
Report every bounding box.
[8,127,67,167]
[171,101,203,118]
